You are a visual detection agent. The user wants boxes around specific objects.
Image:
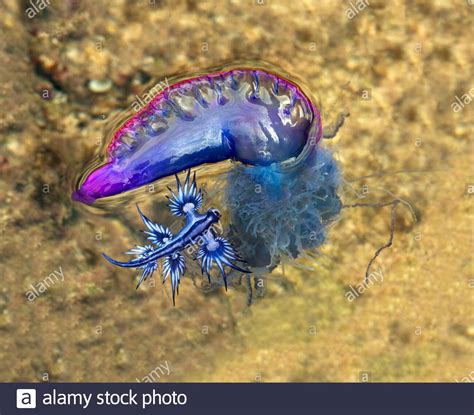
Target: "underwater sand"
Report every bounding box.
[0,0,472,382]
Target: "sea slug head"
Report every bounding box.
[207,208,221,224]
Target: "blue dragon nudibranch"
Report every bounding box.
[103,170,249,304]
[73,62,345,301]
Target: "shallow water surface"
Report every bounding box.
[0,0,472,382]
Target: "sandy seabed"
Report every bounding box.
[0,0,472,382]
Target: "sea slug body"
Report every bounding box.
[102,170,249,304]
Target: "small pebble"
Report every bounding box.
[88,79,112,93]
[466,325,474,337]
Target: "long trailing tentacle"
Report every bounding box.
[342,198,411,283]
[322,111,350,139]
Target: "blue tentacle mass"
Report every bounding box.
[224,147,341,270]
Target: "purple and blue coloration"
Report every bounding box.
[73,64,342,301]
[72,68,321,204]
[103,170,249,304]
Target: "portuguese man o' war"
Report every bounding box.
[72,62,349,303]
[72,64,321,204]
